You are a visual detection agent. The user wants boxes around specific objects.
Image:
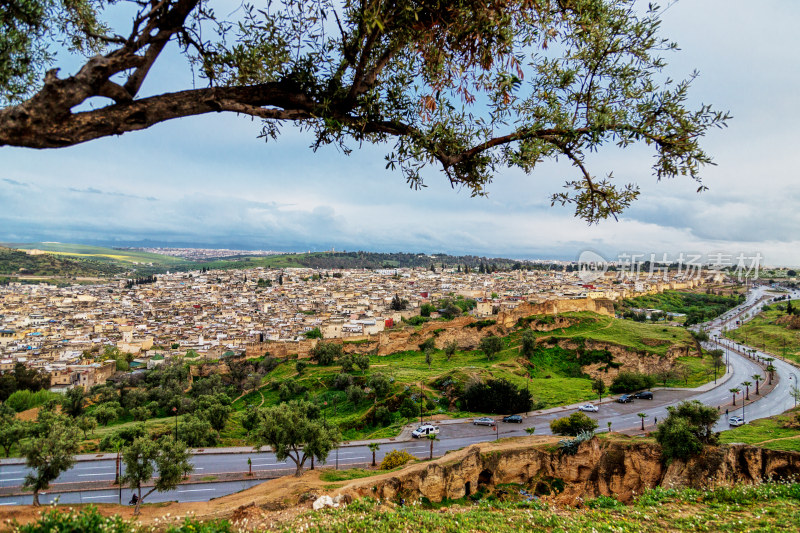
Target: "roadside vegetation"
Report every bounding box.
[720,406,800,452]
[725,303,800,364]
[619,290,743,325]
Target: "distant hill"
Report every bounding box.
[192,251,544,271]
[3,242,187,265]
[0,246,129,279]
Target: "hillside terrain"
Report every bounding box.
[0,246,128,281]
[725,303,800,364]
[25,311,714,457]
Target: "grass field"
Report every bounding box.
[275,483,800,532]
[719,407,800,452]
[724,306,800,364]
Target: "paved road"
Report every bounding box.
[3,285,798,505]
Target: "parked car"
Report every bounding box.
[578,404,599,412]
[617,394,634,403]
[411,424,440,438]
[473,417,496,426]
[729,416,745,427]
[633,391,654,400]
[502,414,523,423]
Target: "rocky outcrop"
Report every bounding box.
[495,298,615,329]
[555,339,697,385]
[340,438,800,505]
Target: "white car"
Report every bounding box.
[729,416,745,427]
[411,424,440,438]
[578,404,599,412]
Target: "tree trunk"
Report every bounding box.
[732,394,736,405]
[32,490,39,507]
[755,381,759,395]
[429,440,434,460]
[371,451,376,467]
[134,486,142,516]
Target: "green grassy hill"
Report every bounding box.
[0,246,128,279]
[724,304,800,364]
[4,242,187,265]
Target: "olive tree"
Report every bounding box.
[252,400,340,477]
[21,414,80,505]
[121,436,193,515]
[0,0,727,222]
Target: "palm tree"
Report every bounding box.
[765,360,777,385]
[427,433,439,460]
[730,387,741,406]
[742,381,752,401]
[752,374,763,395]
[524,427,536,436]
[368,442,380,467]
[638,412,648,431]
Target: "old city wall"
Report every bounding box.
[341,438,800,505]
[244,298,616,359]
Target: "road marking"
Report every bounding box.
[78,473,115,477]
[1,471,24,474]
[178,488,216,493]
[75,465,116,470]
[2,478,24,482]
[83,494,116,500]
[0,502,18,506]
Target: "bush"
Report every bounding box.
[278,380,307,402]
[462,378,532,414]
[550,412,599,436]
[655,400,720,460]
[339,354,355,373]
[5,389,61,412]
[310,342,342,365]
[179,415,217,447]
[346,385,364,404]
[333,373,354,390]
[398,397,420,419]
[586,495,624,509]
[609,372,656,393]
[14,506,134,533]
[99,423,147,451]
[373,406,391,427]
[367,373,390,398]
[295,361,308,374]
[380,449,416,470]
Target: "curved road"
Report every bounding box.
[3,285,798,505]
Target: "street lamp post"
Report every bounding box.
[172,406,178,442]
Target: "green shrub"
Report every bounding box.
[609,371,656,393]
[462,378,532,414]
[13,505,134,532]
[398,397,420,419]
[380,449,416,470]
[550,412,598,437]
[586,495,624,509]
[5,389,60,412]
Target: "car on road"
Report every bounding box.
[617,394,634,403]
[578,404,599,412]
[411,424,440,438]
[633,391,654,400]
[729,416,745,427]
[502,415,523,423]
[473,417,496,426]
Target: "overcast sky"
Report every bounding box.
[1,1,798,266]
